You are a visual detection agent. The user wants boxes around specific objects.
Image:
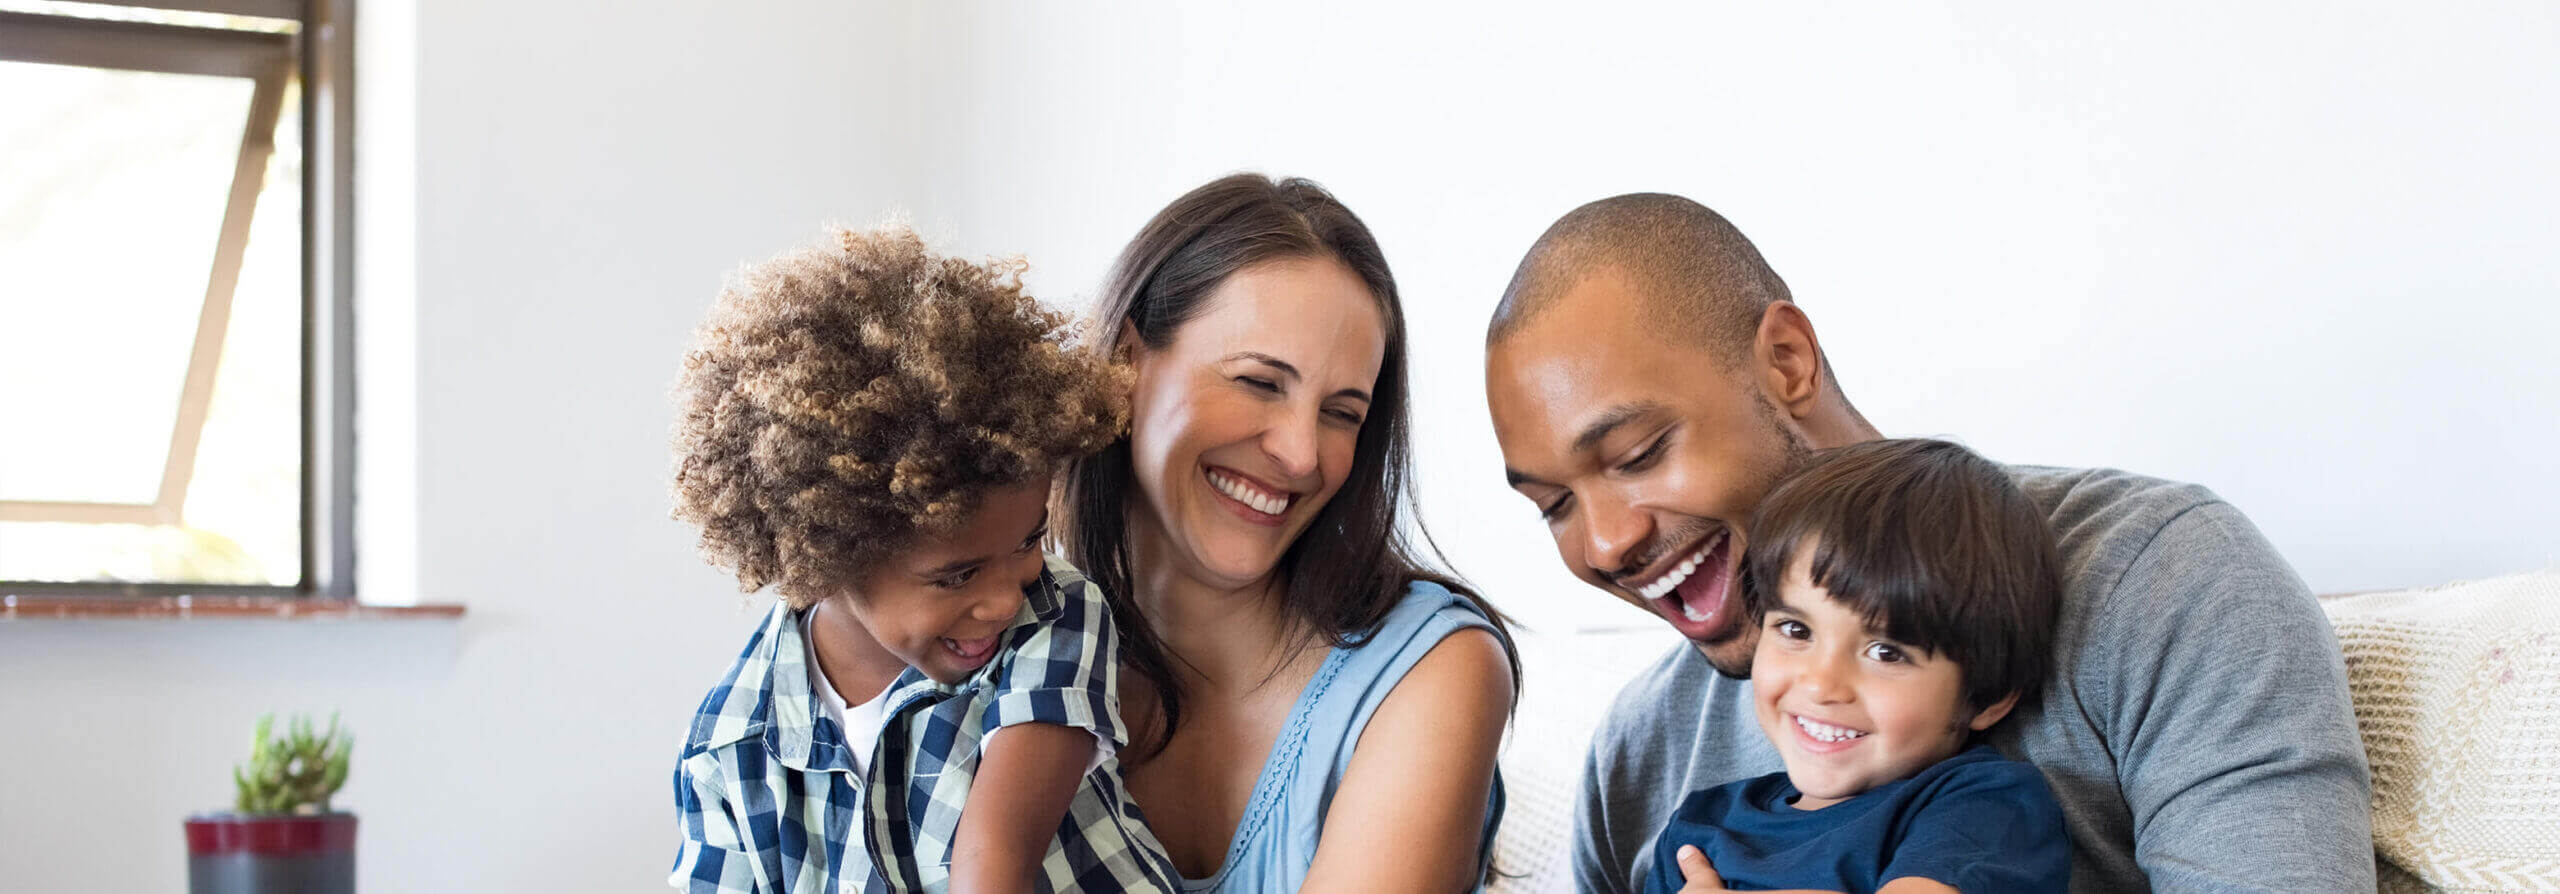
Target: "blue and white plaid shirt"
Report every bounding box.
[672,554,1179,894]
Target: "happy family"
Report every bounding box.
[663,175,2373,894]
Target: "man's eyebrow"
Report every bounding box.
[1570,401,1668,454]
[1226,352,1371,404]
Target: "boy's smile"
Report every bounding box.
[834,478,1055,686]
[1752,545,2017,810]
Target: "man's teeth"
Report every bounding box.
[1208,469,1291,515]
[1636,536,1721,602]
[1795,715,1868,743]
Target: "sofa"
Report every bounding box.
[1484,571,2560,893]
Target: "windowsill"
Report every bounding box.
[0,594,465,621]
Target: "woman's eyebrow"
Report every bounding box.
[1222,351,1300,380]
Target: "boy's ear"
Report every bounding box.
[1966,690,2023,732]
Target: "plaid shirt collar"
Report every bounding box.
[703,569,1069,777]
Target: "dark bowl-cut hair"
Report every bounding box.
[1744,438,2061,714]
[1059,173,1517,756]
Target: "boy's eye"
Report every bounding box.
[1017,527,1047,553]
[1773,619,1810,640]
[1863,641,1906,663]
[933,568,979,590]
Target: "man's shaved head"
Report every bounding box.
[1489,193,1792,368]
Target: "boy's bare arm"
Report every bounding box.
[948,721,1096,894]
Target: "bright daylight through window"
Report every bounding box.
[1,0,345,594]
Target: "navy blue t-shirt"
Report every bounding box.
[1643,745,2068,894]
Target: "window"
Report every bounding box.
[1,0,353,599]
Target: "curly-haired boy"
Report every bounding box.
[667,225,1176,893]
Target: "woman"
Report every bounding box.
[1060,174,1519,891]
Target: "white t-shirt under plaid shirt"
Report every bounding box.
[671,554,1179,894]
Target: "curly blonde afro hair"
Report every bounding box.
[671,224,1129,608]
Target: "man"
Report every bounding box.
[1483,193,2373,893]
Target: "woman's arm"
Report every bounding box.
[949,722,1097,893]
[1299,627,1516,892]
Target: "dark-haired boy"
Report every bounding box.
[1646,439,2068,894]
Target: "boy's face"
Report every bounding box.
[841,478,1052,685]
[1750,545,2018,809]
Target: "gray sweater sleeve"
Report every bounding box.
[1572,731,1639,894]
[2090,501,2375,892]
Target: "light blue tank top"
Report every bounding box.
[1177,581,1508,893]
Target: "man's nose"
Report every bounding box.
[1581,490,1652,584]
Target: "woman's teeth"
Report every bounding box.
[1637,534,1722,604]
[1208,468,1291,515]
[1795,714,1868,743]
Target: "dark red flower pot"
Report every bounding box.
[184,812,356,894]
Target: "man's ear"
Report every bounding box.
[1966,689,2023,732]
[1755,302,1826,420]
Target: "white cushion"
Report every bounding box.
[2326,571,2560,893]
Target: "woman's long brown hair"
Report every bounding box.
[1059,173,1517,757]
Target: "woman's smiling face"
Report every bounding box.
[1124,254,1387,594]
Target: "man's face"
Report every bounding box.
[1487,275,1804,676]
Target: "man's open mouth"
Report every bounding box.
[1628,528,1737,639]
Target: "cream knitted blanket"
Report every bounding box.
[2326,571,2560,893]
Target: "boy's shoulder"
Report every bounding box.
[681,602,800,757]
[1903,745,2062,817]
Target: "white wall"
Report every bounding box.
[901,1,2560,634]
[5,3,2554,891]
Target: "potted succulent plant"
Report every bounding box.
[185,714,356,894]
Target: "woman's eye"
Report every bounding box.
[1236,376,1280,393]
[1324,407,1365,426]
[1864,642,1906,663]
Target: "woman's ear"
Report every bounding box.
[1966,689,2023,732]
[1115,318,1142,365]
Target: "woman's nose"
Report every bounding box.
[1261,409,1320,481]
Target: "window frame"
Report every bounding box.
[0,0,355,601]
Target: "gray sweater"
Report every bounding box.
[1572,465,2375,894]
